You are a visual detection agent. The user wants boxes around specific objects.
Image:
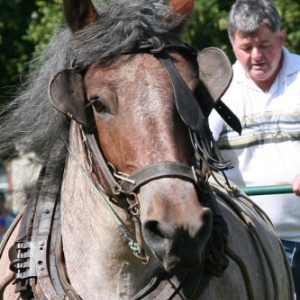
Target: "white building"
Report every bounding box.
[0,154,40,213]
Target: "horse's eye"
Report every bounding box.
[90,98,109,113]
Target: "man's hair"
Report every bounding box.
[227,0,281,39]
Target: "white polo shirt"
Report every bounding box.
[209,47,300,242]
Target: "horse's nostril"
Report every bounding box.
[203,208,212,224]
[196,208,212,240]
[144,220,167,240]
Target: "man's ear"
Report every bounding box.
[49,69,93,129]
[279,29,286,44]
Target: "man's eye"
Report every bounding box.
[241,46,252,52]
[259,44,269,49]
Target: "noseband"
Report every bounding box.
[85,134,199,198]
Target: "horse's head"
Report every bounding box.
[84,51,213,274]
[49,0,230,275]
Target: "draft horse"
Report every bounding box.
[0,0,294,299]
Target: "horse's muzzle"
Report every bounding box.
[142,206,212,274]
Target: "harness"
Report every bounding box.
[7,37,233,299]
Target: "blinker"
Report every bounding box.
[48,68,94,131]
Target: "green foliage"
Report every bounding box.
[23,0,63,57]
[275,0,300,52]
[0,0,63,104]
[0,0,36,101]
[182,0,234,60]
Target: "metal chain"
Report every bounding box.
[67,145,149,263]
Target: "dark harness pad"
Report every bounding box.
[49,69,93,129]
[197,47,241,134]
[197,47,232,106]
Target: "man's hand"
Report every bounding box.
[277,174,300,196]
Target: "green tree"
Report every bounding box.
[0,0,36,103]
[23,0,63,58]
[275,0,300,52]
[183,0,233,59]
[0,0,63,105]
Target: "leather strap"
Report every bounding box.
[29,161,65,299]
[148,37,203,132]
[119,161,196,193]
[8,151,83,300]
[214,100,241,135]
[8,166,46,299]
[131,263,206,300]
[122,40,197,57]
[86,133,199,196]
[86,133,122,196]
[146,37,229,171]
[125,38,241,135]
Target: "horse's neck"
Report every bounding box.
[60,123,157,299]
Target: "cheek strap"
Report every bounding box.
[147,37,233,171]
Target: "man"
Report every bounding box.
[209,0,300,297]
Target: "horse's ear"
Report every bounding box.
[197,47,233,116]
[168,0,194,18]
[165,0,194,33]
[49,69,93,129]
[63,0,98,33]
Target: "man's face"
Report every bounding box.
[231,25,285,89]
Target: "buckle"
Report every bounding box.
[9,241,37,281]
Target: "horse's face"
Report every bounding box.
[84,52,212,273]
[85,53,196,171]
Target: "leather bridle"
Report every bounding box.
[8,36,230,300]
[76,36,230,298]
[80,36,222,263]
[81,35,231,210]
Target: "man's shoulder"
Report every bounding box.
[229,61,248,87]
[231,60,244,74]
[283,47,300,75]
[221,65,244,104]
[284,47,300,60]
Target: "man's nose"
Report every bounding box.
[251,47,263,60]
